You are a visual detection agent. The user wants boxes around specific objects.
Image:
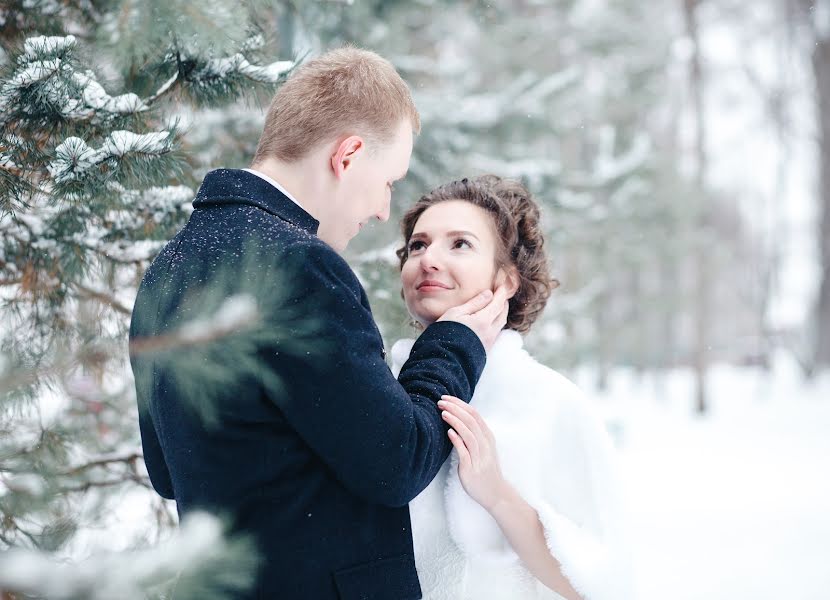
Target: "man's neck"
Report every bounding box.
[243,168,303,208]
[249,158,328,225]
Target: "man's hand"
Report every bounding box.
[437,286,510,352]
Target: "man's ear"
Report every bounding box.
[330,136,364,180]
[495,266,520,299]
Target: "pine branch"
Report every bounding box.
[60,451,142,476]
[144,72,179,106]
[0,343,111,396]
[128,294,261,357]
[59,475,149,494]
[48,130,175,185]
[1,294,264,397]
[74,283,132,316]
[0,516,39,548]
[0,512,260,600]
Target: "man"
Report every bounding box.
[129,47,508,599]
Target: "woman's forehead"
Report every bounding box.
[413,200,494,234]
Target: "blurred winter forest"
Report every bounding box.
[1,0,828,599]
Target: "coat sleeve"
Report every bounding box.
[525,391,634,600]
[130,285,176,501]
[263,241,487,507]
[137,398,176,500]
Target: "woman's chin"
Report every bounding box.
[413,314,437,328]
[405,299,445,327]
[408,308,441,329]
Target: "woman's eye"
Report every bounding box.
[408,240,425,252]
[453,238,472,249]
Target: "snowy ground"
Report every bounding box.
[73,354,830,599]
[580,355,830,600]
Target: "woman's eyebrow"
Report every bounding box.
[447,230,480,241]
[410,230,480,241]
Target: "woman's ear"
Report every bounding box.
[495,266,520,299]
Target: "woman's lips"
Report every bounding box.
[416,280,451,292]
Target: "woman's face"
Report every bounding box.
[401,200,501,327]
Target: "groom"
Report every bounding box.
[129,47,508,599]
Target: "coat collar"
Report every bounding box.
[192,168,319,235]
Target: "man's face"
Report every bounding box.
[326,120,413,251]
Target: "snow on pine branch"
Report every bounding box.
[48,131,173,183]
[130,294,261,356]
[178,295,259,344]
[6,57,62,90]
[93,239,167,264]
[1,35,147,121]
[113,183,195,222]
[417,67,578,129]
[593,128,651,184]
[0,512,254,600]
[196,53,295,84]
[72,71,147,115]
[21,35,76,61]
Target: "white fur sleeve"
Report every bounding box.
[525,395,635,600]
[389,338,416,379]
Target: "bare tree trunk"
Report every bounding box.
[596,254,611,392]
[813,31,830,370]
[683,0,711,414]
[794,0,830,372]
[654,72,684,377]
[277,3,297,59]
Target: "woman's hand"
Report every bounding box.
[438,395,510,511]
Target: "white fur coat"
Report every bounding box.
[391,330,634,600]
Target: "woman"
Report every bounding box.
[391,176,633,600]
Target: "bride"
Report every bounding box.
[391,175,633,600]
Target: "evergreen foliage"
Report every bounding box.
[1,1,296,596]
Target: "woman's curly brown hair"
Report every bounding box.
[396,175,559,333]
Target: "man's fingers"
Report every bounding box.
[458,289,494,315]
[474,284,509,322]
[493,299,510,327]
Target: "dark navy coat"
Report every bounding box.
[129,169,486,600]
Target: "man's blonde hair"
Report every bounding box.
[253,46,421,164]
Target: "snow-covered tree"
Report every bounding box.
[316,0,687,375]
[1,1,297,595]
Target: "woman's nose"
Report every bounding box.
[419,246,441,271]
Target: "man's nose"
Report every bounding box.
[376,200,391,222]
